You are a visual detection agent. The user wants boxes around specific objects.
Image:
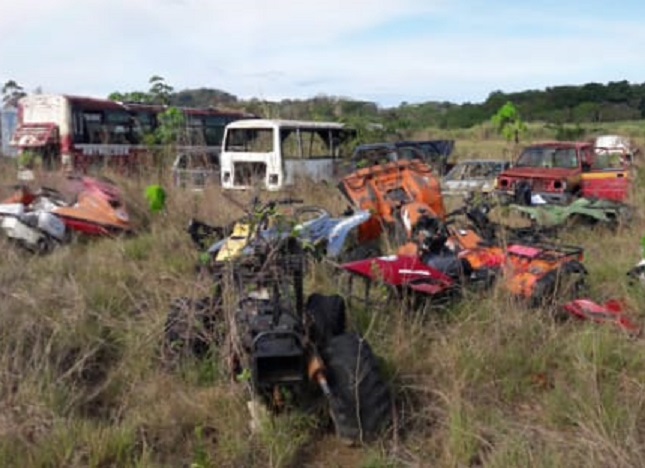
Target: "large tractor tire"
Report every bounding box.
[305,293,347,348]
[323,333,392,444]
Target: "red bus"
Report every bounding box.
[9,94,255,175]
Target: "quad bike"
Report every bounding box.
[340,203,588,309]
[0,177,132,253]
[340,209,507,306]
[164,230,392,444]
[502,243,588,308]
[510,197,633,230]
[188,197,376,269]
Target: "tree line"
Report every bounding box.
[6,77,645,132]
[150,79,645,131]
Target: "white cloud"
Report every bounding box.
[0,0,643,105]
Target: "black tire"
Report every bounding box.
[323,333,392,444]
[530,261,587,309]
[163,296,223,362]
[627,264,645,285]
[306,293,347,348]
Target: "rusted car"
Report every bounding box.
[442,159,511,197]
[580,135,637,202]
[495,141,594,205]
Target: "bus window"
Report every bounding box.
[185,116,206,146]
[130,111,156,143]
[104,110,131,144]
[204,116,229,146]
[280,128,335,160]
[280,129,302,159]
[225,128,273,152]
[83,112,104,143]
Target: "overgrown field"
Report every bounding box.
[3,129,645,467]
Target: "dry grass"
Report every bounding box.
[2,126,645,467]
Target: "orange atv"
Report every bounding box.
[502,243,587,307]
[338,159,446,244]
[397,213,506,289]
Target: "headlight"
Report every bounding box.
[553,180,566,190]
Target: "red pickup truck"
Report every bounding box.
[495,141,615,204]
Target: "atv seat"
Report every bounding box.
[422,251,471,280]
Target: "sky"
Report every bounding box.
[1,0,644,107]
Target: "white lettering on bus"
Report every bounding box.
[78,145,131,156]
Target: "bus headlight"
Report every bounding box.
[223,172,231,183]
[269,174,278,185]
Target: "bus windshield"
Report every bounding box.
[225,128,274,153]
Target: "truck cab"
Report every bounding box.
[495,141,594,204]
[580,135,636,203]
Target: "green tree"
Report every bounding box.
[2,80,27,108]
[108,91,150,103]
[491,101,527,144]
[155,107,186,145]
[149,106,186,181]
[148,75,174,105]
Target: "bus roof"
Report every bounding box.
[224,118,347,130]
[19,94,255,118]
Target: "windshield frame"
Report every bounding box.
[515,146,580,169]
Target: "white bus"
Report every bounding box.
[220,119,356,190]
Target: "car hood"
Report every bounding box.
[500,167,577,179]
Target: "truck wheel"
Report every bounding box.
[163,296,223,362]
[306,293,347,348]
[323,333,392,444]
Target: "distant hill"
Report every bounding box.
[165,80,645,130]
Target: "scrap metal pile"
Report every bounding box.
[334,138,640,334]
[0,176,132,253]
[171,135,642,443]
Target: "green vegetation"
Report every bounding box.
[491,102,527,145]
[109,79,645,133]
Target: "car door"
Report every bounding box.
[582,149,631,202]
